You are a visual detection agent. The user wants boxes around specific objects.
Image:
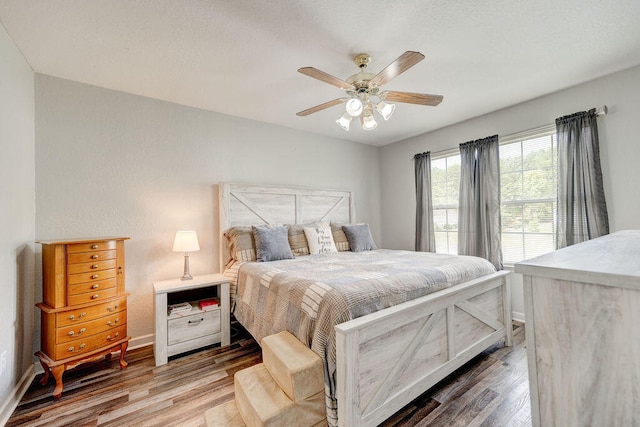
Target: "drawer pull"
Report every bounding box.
[91,244,98,249]
[68,328,87,337]
[91,274,99,279]
[107,318,119,326]
[92,284,99,289]
[106,332,120,341]
[92,294,99,299]
[107,304,119,312]
[91,254,99,259]
[68,343,86,353]
[68,312,87,321]
[188,318,204,325]
[91,264,99,269]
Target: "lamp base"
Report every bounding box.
[180,253,193,280]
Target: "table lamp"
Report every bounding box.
[172,230,200,280]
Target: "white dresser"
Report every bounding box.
[515,230,640,427]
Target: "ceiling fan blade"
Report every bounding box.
[381,91,443,106]
[298,67,353,90]
[368,51,425,87]
[296,98,347,116]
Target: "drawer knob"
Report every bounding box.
[107,319,119,326]
[188,318,204,325]
[91,254,99,259]
[106,332,120,341]
[91,264,99,269]
[92,284,99,289]
[107,304,119,312]
[92,294,99,299]
[68,343,86,352]
[67,312,86,321]
[91,274,99,279]
[68,328,86,337]
[91,244,98,249]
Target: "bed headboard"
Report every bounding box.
[218,182,355,267]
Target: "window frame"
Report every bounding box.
[428,124,558,263]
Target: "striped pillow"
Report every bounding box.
[224,226,256,262]
[287,224,310,256]
[331,222,351,252]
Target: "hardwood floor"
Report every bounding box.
[8,321,530,426]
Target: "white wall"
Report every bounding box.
[0,23,35,421]
[34,74,382,345]
[380,65,640,318]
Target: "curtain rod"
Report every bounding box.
[412,105,608,160]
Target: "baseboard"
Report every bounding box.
[129,333,153,350]
[0,364,36,426]
[512,311,525,323]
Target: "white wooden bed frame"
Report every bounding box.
[218,182,512,427]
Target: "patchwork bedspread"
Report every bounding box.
[232,249,496,425]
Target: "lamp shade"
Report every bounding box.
[376,101,395,120]
[345,98,364,117]
[336,112,352,131]
[172,231,200,253]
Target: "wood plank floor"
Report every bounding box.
[8,321,530,426]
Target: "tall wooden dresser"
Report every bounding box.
[36,237,131,399]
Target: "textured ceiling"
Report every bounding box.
[1,0,640,146]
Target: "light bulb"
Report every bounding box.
[336,112,352,131]
[376,101,395,120]
[345,98,363,117]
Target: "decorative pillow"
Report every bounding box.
[224,226,256,262]
[287,224,310,256]
[304,222,338,254]
[342,223,377,252]
[331,222,351,252]
[252,225,294,262]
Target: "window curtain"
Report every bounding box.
[556,109,609,248]
[414,151,435,252]
[458,135,502,270]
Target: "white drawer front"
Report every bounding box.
[167,310,221,345]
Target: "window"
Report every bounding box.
[431,153,460,254]
[500,131,557,264]
[429,127,558,263]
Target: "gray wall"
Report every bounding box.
[380,64,640,318]
[0,23,35,418]
[34,74,382,345]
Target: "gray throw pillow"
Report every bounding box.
[252,225,294,262]
[342,224,377,252]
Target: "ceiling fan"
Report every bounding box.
[296,51,443,131]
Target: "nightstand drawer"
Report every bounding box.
[167,310,221,345]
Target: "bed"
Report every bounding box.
[218,182,512,427]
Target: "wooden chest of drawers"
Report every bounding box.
[36,237,131,399]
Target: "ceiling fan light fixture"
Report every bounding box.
[336,112,352,131]
[361,107,377,131]
[345,98,364,117]
[376,101,396,120]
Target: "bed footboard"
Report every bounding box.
[335,270,511,426]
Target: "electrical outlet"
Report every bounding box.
[0,351,6,377]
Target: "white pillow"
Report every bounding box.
[303,222,338,254]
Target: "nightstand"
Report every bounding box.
[153,273,230,366]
